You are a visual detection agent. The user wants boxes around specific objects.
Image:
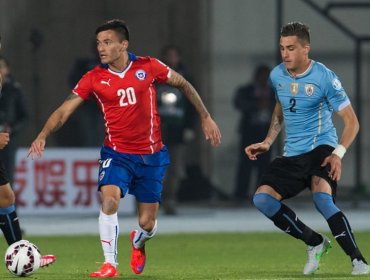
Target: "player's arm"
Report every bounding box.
[321,104,359,181]
[166,70,221,146]
[245,102,283,160]
[335,104,359,149]
[264,102,284,147]
[28,93,84,159]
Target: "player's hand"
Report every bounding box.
[28,137,46,160]
[201,115,221,147]
[245,142,270,160]
[0,132,9,149]
[321,154,342,181]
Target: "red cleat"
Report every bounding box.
[130,230,146,274]
[40,255,56,267]
[89,263,118,278]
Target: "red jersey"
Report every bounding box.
[73,53,170,154]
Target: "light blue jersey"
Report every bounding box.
[270,60,350,156]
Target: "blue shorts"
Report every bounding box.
[98,146,170,203]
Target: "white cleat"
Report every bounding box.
[303,234,332,275]
[352,259,370,275]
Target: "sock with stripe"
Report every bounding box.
[0,205,22,245]
[253,193,321,246]
[132,220,157,249]
[271,203,322,246]
[327,211,367,263]
[99,210,119,266]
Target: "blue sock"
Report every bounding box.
[253,193,281,218]
[312,192,340,220]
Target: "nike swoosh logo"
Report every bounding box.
[10,258,19,274]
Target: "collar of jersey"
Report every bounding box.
[286,60,314,79]
[101,52,137,78]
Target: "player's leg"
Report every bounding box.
[90,148,135,277]
[0,161,21,245]
[130,202,159,274]
[0,181,56,268]
[253,150,335,274]
[0,183,21,245]
[90,184,121,278]
[252,156,325,246]
[253,185,330,275]
[311,176,369,275]
[129,151,168,275]
[253,185,324,246]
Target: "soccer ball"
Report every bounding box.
[4,240,41,276]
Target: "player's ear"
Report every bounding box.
[121,40,129,51]
[304,44,310,55]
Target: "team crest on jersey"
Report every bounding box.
[290,83,299,95]
[135,70,146,81]
[304,84,314,96]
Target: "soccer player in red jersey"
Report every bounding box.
[28,19,221,278]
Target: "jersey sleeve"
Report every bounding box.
[269,70,280,103]
[72,71,94,100]
[323,70,350,112]
[149,58,171,83]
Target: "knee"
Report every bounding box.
[101,196,120,215]
[0,186,15,208]
[253,193,281,218]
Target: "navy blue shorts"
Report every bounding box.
[259,145,337,200]
[98,146,170,203]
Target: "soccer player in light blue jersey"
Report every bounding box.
[245,22,369,275]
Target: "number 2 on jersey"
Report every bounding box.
[289,98,296,112]
[117,87,137,106]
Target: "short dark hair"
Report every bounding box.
[95,19,130,41]
[281,21,310,44]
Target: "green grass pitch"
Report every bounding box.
[0,232,369,279]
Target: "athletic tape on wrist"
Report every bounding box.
[332,144,346,159]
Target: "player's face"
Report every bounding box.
[280,35,310,76]
[96,30,128,65]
